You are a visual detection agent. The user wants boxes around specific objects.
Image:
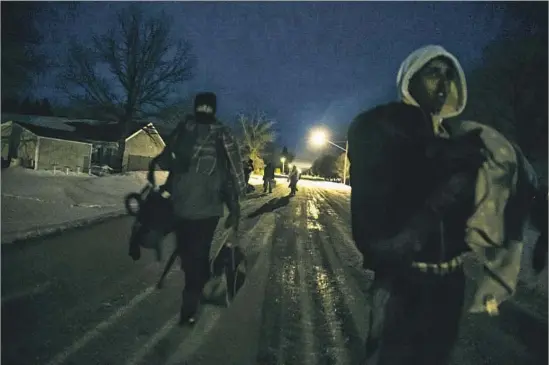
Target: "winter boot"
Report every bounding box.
[179,290,200,326]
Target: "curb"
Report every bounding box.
[1,184,265,246]
[1,209,128,244]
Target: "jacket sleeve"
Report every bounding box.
[147,124,183,185]
[225,129,247,197]
[218,126,247,202]
[153,123,184,171]
[348,111,399,266]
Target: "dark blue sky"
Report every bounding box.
[37,2,507,160]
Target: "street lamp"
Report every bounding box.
[280,156,286,175]
[309,128,349,185]
[310,129,328,147]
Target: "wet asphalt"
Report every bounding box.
[2,182,547,365]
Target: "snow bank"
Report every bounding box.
[248,174,264,186]
[1,168,167,243]
[1,168,264,244]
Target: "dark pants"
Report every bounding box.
[263,178,273,193]
[174,217,220,294]
[365,269,465,365]
[289,180,298,195]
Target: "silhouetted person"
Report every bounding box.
[243,158,254,191]
[263,162,275,193]
[288,165,299,196]
[149,92,246,325]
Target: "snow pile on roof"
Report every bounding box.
[1,113,107,132]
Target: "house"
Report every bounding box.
[1,114,166,173]
[65,121,166,171]
[1,120,93,173]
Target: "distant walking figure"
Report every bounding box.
[288,165,299,196]
[263,162,275,193]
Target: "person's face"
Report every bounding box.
[409,57,455,114]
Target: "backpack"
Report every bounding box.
[531,183,548,272]
[511,145,547,273]
[126,184,174,262]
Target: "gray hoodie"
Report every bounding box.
[397,45,530,314]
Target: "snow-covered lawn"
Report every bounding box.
[1,167,169,243]
[2,169,268,244]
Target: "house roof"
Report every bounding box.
[2,114,165,145]
[64,121,124,142]
[1,113,103,132]
[10,121,92,144]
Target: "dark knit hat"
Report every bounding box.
[194,92,217,115]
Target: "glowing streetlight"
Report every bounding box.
[308,127,349,185]
[310,129,328,147]
[280,156,286,174]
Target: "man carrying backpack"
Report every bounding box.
[349,45,535,364]
[149,92,246,325]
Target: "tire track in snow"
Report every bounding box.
[165,213,278,365]
[1,281,52,304]
[123,314,180,365]
[256,214,299,365]
[292,201,319,365]
[45,271,176,365]
[303,194,352,364]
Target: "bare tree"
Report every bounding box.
[58,5,196,171]
[461,36,547,163]
[154,97,193,126]
[238,111,276,173]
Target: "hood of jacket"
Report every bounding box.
[397,45,468,124]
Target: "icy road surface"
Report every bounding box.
[2,181,546,365]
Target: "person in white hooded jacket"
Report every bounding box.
[348,45,534,364]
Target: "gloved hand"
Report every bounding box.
[224,203,241,231]
[370,229,424,268]
[366,206,440,270]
